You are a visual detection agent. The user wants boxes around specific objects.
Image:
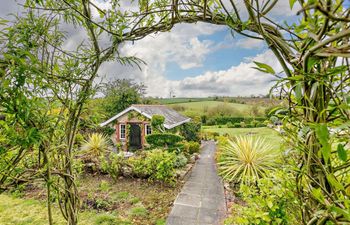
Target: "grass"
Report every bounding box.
[0,194,107,225]
[3,175,181,225]
[203,126,282,150]
[170,100,265,117]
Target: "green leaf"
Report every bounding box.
[252,61,275,74]
[289,0,297,9]
[294,83,302,104]
[315,124,331,162]
[330,206,350,220]
[326,174,344,191]
[315,124,329,144]
[311,188,324,203]
[337,144,347,162]
[266,200,273,208]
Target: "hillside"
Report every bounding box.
[168,100,266,118]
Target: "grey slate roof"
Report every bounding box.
[100,104,191,129]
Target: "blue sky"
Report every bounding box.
[1,0,302,97]
[165,30,268,80]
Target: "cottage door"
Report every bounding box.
[129,124,142,150]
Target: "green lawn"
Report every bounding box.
[0,194,113,225]
[202,126,282,150]
[170,100,265,117]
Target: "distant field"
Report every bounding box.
[156,97,213,104]
[202,126,282,149]
[154,97,282,106]
[169,101,266,117]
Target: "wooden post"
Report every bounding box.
[125,122,128,151]
[141,122,145,149]
[115,123,119,143]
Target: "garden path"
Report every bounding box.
[166,141,226,225]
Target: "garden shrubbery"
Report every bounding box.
[225,170,300,224]
[217,137,301,223]
[206,116,266,126]
[180,121,201,142]
[184,141,200,155]
[128,149,177,183]
[101,149,178,184]
[145,133,183,148]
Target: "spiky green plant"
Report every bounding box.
[218,135,279,185]
[81,133,109,158]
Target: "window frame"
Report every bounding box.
[145,124,152,135]
[119,123,126,140]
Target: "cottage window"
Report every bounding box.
[120,124,126,139]
[145,124,152,135]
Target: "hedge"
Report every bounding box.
[206,116,266,125]
[146,133,184,147]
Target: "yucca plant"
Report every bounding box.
[218,135,279,186]
[81,133,110,159]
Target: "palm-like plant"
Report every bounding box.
[81,133,109,159]
[218,135,279,185]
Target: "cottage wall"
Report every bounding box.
[113,110,151,151]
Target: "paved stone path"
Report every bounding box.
[166,141,226,225]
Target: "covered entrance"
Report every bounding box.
[129,123,142,150]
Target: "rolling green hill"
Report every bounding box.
[169,100,266,117]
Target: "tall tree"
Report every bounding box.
[102,79,146,117]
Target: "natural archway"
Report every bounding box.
[1,0,349,224]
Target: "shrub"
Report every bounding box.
[187,141,200,154]
[146,133,184,148]
[174,153,188,168]
[128,149,177,184]
[256,122,265,127]
[100,126,116,136]
[200,115,207,124]
[75,132,84,145]
[227,122,235,128]
[250,120,258,127]
[180,121,201,142]
[100,152,125,182]
[206,116,266,126]
[217,136,279,185]
[234,123,241,128]
[81,133,109,158]
[206,118,216,125]
[225,170,301,224]
[245,124,254,128]
[270,115,279,124]
[151,114,165,131]
[207,103,242,117]
[127,155,150,178]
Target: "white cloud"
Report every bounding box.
[172,50,282,97]
[235,38,264,49]
[120,22,223,70]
